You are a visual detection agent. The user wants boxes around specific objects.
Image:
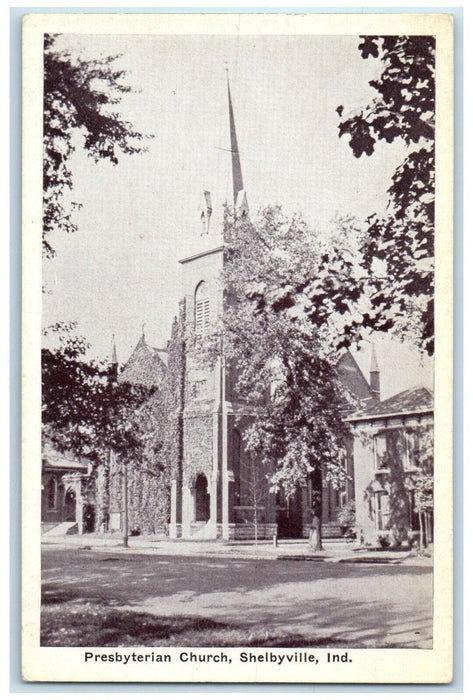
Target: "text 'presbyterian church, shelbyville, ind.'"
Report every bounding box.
[41,78,433,545]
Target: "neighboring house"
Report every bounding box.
[41,447,91,535]
[347,385,434,546]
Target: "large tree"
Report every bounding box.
[42,325,170,534]
[222,207,357,549]
[42,328,151,464]
[336,36,435,355]
[43,34,149,258]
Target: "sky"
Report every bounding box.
[42,33,433,400]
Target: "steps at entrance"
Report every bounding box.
[303,523,344,539]
[322,524,344,538]
[42,522,78,537]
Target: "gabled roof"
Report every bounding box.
[336,350,373,403]
[42,447,90,473]
[348,386,433,422]
[119,335,167,389]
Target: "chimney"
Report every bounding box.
[370,343,380,400]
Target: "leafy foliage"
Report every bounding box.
[336,499,357,535]
[42,325,173,533]
[337,36,435,354]
[43,34,150,257]
[222,206,353,509]
[358,421,433,547]
[42,343,152,465]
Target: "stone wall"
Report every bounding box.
[182,411,214,484]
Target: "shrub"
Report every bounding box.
[336,499,357,541]
[377,534,392,550]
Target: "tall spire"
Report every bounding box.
[227,72,244,207]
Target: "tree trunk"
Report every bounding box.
[426,511,432,545]
[309,469,324,551]
[95,456,108,533]
[419,506,424,549]
[309,514,323,551]
[122,462,129,548]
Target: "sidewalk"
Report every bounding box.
[41,532,432,565]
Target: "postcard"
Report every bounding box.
[22,12,453,683]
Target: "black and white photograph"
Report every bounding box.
[22,12,453,684]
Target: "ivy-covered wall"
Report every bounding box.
[182,411,214,486]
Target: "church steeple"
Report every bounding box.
[227,73,248,215]
[227,74,244,206]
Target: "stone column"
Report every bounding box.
[169,478,178,538]
[75,478,84,535]
[353,432,377,545]
[210,356,222,539]
[208,472,218,538]
[221,403,230,540]
[181,482,192,539]
[95,459,108,533]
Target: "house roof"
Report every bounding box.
[42,447,90,473]
[348,386,433,422]
[119,335,167,389]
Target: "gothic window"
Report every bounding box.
[195,281,210,336]
[47,476,57,510]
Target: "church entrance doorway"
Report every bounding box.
[64,488,77,522]
[276,487,303,539]
[195,473,210,522]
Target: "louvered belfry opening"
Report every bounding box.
[195,281,210,336]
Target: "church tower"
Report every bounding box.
[169,78,277,540]
[168,78,374,542]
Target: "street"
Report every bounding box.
[41,547,433,648]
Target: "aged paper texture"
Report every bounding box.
[22,12,453,683]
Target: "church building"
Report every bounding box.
[168,80,376,541]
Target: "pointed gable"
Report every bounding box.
[337,350,373,402]
[119,335,167,389]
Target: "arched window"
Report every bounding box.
[47,477,57,510]
[195,281,210,336]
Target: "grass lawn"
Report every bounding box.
[41,601,369,648]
